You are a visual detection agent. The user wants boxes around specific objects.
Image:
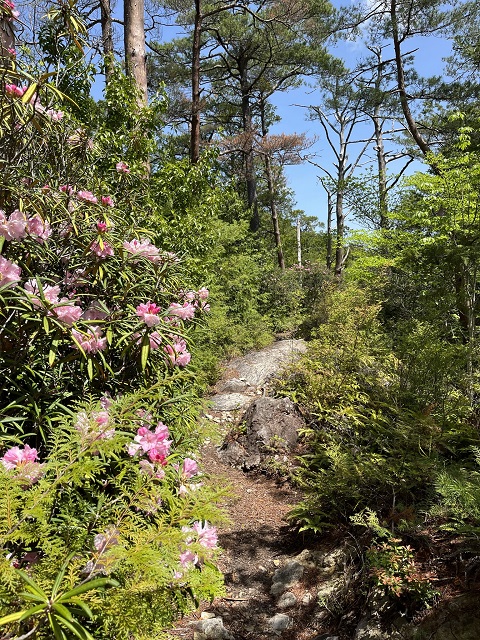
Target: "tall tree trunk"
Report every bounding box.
[190,0,202,164]
[124,0,148,106]
[373,109,388,228]
[326,190,333,269]
[260,95,284,269]
[100,0,114,82]
[296,215,302,267]
[0,13,15,67]
[334,188,345,276]
[240,67,258,231]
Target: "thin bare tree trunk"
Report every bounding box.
[240,67,258,231]
[296,216,302,267]
[100,0,114,82]
[326,190,333,269]
[124,0,148,106]
[190,0,202,163]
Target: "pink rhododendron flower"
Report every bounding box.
[116,161,130,173]
[59,184,74,194]
[149,331,162,350]
[27,214,51,242]
[123,238,161,263]
[192,521,218,549]
[75,411,115,442]
[53,299,82,326]
[1,444,38,469]
[136,302,161,327]
[197,287,209,300]
[167,302,196,321]
[0,255,21,287]
[4,83,26,98]
[96,221,107,232]
[90,240,114,258]
[45,109,63,121]
[0,209,27,241]
[182,458,198,479]
[24,280,60,306]
[180,550,198,567]
[164,337,191,367]
[72,326,107,353]
[101,196,114,207]
[77,190,98,204]
[127,422,171,465]
[7,47,16,56]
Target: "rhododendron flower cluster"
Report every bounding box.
[116,161,130,173]
[101,196,114,207]
[1,444,44,484]
[4,83,26,98]
[182,458,198,479]
[164,336,191,367]
[127,421,172,466]
[2,0,20,18]
[90,240,114,258]
[77,190,98,204]
[136,301,161,327]
[24,280,82,325]
[179,521,218,569]
[0,209,51,243]
[167,301,196,321]
[0,255,21,287]
[72,326,107,353]
[24,280,60,306]
[123,238,161,263]
[75,410,115,443]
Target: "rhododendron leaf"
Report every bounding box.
[21,83,38,104]
[48,613,67,640]
[68,598,93,619]
[0,610,26,625]
[49,349,56,366]
[19,603,46,621]
[56,616,94,640]
[43,316,50,334]
[52,551,76,598]
[17,570,47,599]
[58,578,119,601]
[106,327,113,345]
[87,358,93,380]
[141,339,150,370]
[52,603,74,621]
[19,591,45,603]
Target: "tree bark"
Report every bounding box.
[100,0,114,82]
[190,0,202,163]
[0,13,15,67]
[296,216,302,267]
[326,190,333,270]
[124,0,148,106]
[240,66,259,231]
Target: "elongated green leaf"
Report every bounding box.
[52,551,76,598]
[0,610,26,625]
[21,83,38,104]
[19,591,45,603]
[87,358,93,380]
[58,578,118,602]
[49,613,67,640]
[49,349,56,366]
[57,615,95,640]
[17,570,48,599]
[68,598,93,619]
[52,603,73,621]
[141,340,150,370]
[19,603,46,621]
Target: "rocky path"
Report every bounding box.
[169,340,349,640]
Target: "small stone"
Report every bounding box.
[259,565,267,572]
[277,591,297,609]
[267,613,292,634]
[201,612,216,620]
[205,414,213,420]
[273,559,281,566]
[196,617,234,640]
[302,592,314,604]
